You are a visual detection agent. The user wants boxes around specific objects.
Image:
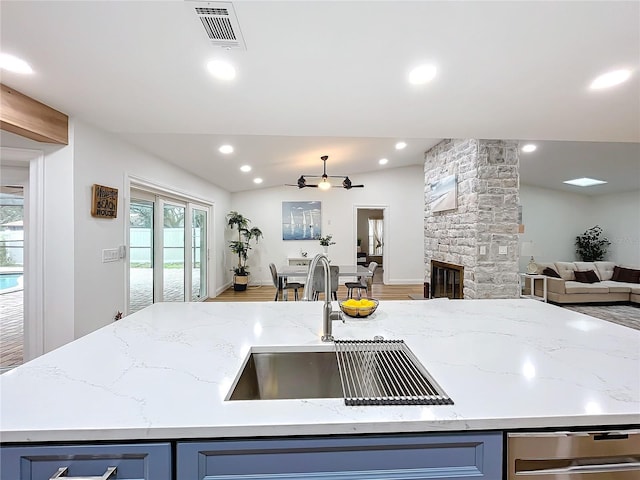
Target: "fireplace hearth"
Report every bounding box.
[431,260,464,299]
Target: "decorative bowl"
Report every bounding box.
[339,298,379,318]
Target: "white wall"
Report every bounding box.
[590,190,640,266]
[72,120,231,338]
[519,184,640,270]
[230,166,425,286]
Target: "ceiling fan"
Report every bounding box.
[286,155,364,190]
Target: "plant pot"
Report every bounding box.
[322,246,329,255]
[233,273,249,291]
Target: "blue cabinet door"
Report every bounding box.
[177,432,502,480]
[0,442,171,480]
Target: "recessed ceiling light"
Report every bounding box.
[408,64,437,85]
[563,177,607,187]
[589,69,631,90]
[379,158,389,165]
[0,53,33,74]
[207,60,236,81]
[218,144,234,154]
[240,165,251,172]
[521,144,537,153]
[395,141,407,150]
[253,178,263,184]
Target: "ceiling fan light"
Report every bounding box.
[318,178,331,190]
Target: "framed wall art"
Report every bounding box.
[282,201,321,240]
[91,184,118,218]
[430,174,457,213]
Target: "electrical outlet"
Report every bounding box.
[499,246,508,255]
[480,246,487,255]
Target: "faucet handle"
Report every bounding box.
[330,310,345,323]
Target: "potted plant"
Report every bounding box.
[575,225,610,261]
[319,234,336,255]
[227,211,263,291]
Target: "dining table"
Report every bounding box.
[277,264,374,301]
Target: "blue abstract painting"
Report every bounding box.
[282,201,321,240]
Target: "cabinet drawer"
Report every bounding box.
[0,442,171,480]
[177,432,502,479]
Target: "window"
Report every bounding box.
[368,218,383,255]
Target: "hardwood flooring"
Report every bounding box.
[207,283,424,302]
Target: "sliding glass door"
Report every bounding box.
[129,198,154,312]
[162,201,185,303]
[191,207,207,301]
[129,189,210,314]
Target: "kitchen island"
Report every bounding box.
[1,299,639,478]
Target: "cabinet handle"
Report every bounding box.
[49,466,117,480]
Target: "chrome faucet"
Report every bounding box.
[302,254,344,341]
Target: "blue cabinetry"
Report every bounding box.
[177,432,502,480]
[0,442,171,480]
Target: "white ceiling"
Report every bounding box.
[1,1,638,194]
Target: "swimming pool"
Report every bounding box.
[0,273,23,293]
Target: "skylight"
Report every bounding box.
[563,177,607,187]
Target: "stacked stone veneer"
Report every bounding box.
[424,139,520,299]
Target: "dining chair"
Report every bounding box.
[345,261,378,299]
[269,263,304,301]
[311,265,339,301]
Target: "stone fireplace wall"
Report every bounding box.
[424,139,520,299]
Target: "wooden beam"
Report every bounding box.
[0,83,68,145]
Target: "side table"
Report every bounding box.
[519,273,547,302]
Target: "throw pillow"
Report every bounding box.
[612,266,640,283]
[542,267,561,278]
[574,270,600,283]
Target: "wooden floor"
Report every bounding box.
[208,283,424,302]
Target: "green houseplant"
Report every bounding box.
[319,234,336,254]
[575,225,610,261]
[226,211,263,291]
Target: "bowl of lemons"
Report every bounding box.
[339,298,379,318]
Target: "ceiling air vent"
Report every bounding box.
[191,2,246,50]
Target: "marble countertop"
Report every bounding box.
[1,299,638,443]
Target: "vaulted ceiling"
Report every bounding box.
[1,1,638,194]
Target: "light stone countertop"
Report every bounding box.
[1,299,638,443]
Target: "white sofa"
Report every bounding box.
[527,261,640,304]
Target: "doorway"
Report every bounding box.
[354,206,387,285]
[0,147,45,371]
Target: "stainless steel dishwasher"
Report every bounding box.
[507,429,640,479]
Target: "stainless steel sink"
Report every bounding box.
[227,341,454,405]
[227,347,343,400]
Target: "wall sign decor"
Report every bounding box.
[430,174,457,213]
[91,184,118,218]
[282,201,321,240]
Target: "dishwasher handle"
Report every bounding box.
[521,460,640,475]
